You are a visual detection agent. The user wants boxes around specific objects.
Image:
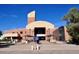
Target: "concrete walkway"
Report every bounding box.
[0,41,79,54]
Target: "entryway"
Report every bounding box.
[34,27,46,40]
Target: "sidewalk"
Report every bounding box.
[0,41,78,51]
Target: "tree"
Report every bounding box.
[0,31,2,37]
[63,8,79,24]
[63,8,79,44]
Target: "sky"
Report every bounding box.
[0,4,79,31]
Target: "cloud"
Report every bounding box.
[0,14,18,18]
[10,14,18,18]
[0,14,7,18]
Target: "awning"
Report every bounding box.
[2,33,18,37]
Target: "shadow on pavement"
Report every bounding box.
[0,43,11,48]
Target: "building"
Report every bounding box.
[3,11,71,43]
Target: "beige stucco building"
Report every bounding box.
[3,11,71,43]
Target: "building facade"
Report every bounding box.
[3,11,71,43]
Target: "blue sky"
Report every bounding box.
[0,4,79,31]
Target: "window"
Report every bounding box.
[25,31,27,34]
[12,32,15,33]
[20,31,23,34]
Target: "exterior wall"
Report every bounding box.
[28,17,35,24]
[45,28,59,41]
[26,21,54,29]
[4,29,28,41]
[58,26,65,41]
[64,27,71,42]
[4,28,57,41]
[57,26,71,42]
[3,27,71,42]
[27,11,35,24]
[53,28,60,41]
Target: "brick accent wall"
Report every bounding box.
[28,17,35,24]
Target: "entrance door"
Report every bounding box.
[34,27,45,40]
[39,36,45,40]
